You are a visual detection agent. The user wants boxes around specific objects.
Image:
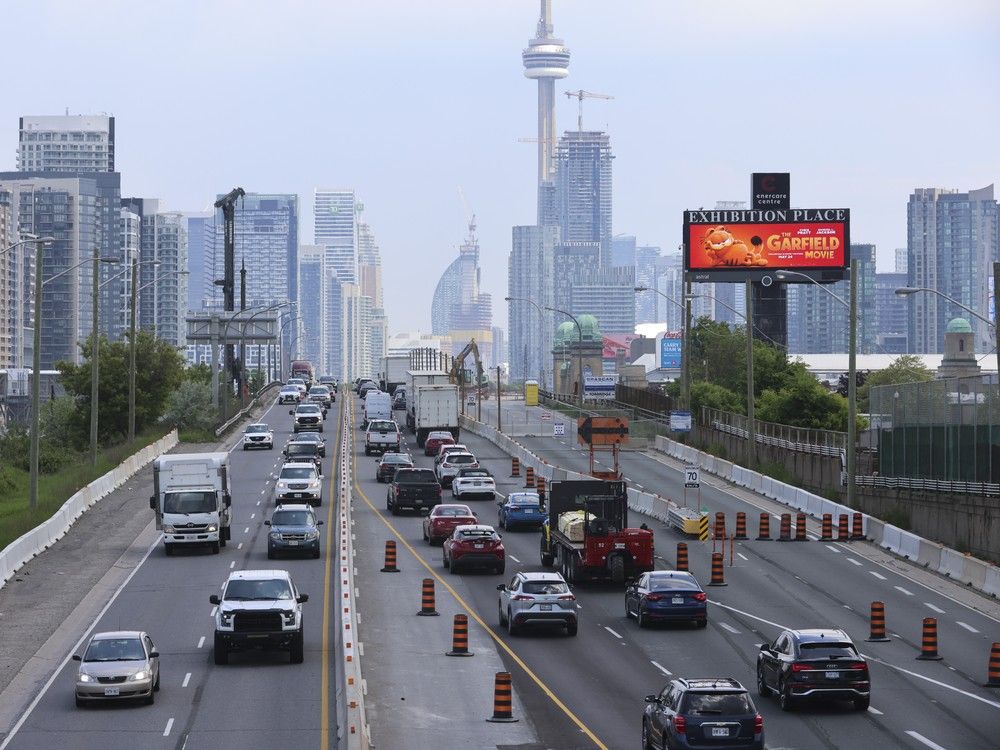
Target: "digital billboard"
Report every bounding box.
[660,336,682,369]
[684,208,850,283]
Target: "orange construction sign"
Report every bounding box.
[577,416,629,446]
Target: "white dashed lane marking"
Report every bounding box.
[229,561,236,569]
[905,730,948,750]
[736,553,748,561]
[604,626,623,639]
[924,602,945,614]
[894,586,914,596]
[197,637,205,649]
[651,661,672,676]
[182,673,191,688]
[847,558,863,566]
[825,544,841,553]
[867,706,883,716]
[508,555,520,563]
[869,571,887,581]
[956,621,979,633]
[718,622,740,635]
[163,718,174,737]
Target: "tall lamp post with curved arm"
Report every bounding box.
[240,302,287,407]
[276,314,301,382]
[777,262,859,509]
[504,295,547,391]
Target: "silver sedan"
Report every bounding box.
[73,630,160,706]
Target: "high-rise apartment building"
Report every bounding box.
[567,266,635,335]
[634,245,661,324]
[610,235,635,268]
[0,192,16,366]
[184,211,213,311]
[18,115,115,173]
[894,247,908,275]
[655,253,685,332]
[875,271,909,353]
[907,185,999,354]
[314,189,358,285]
[508,225,558,384]
[203,193,298,309]
[787,244,876,354]
[297,245,330,374]
[118,206,141,335]
[432,221,493,351]
[554,242,600,315]
[553,130,613,265]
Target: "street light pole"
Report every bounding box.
[89,247,100,466]
[505,295,547,391]
[545,306,583,403]
[129,255,139,442]
[29,239,44,510]
[683,280,692,409]
[745,279,756,466]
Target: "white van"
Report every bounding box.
[362,390,392,429]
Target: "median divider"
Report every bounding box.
[0,429,179,590]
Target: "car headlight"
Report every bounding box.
[162,524,176,534]
[276,482,288,490]
[78,673,94,683]
[305,530,320,540]
[206,524,218,532]
[309,481,320,489]
[220,612,233,626]
[283,611,297,625]
[129,670,149,682]
[269,531,281,539]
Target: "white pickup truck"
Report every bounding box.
[364,419,402,455]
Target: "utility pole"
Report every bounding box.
[29,239,44,510]
[745,279,756,466]
[682,279,693,409]
[994,262,1000,385]
[213,187,245,406]
[847,258,858,509]
[496,366,502,433]
[89,247,100,465]
[128,255,138,441]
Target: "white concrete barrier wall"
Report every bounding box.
[0,430,179,589]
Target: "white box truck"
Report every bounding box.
[149,453,232,556]
[406,370,451,432]
[380,355,411,395]
[412,383,459,448]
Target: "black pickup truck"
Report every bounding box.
[386,468,441,515]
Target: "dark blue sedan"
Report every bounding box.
[497,492,546,530]
[625,571,707,628]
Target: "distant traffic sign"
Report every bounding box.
[540,411,552,421]
[553,422,565,436]
[577,416,629,446]
[670,410,692,432]
[684,466,700,489]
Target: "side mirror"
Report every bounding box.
[209,595,221,605]
[644,695,660,704]
[317,520,324,526]
[149,496,156,510]
[149,651,160,658]
[224,494,232,508]
[319,474,325,480]
[297,594,309,604]
[264,520,271,526]
[283,450,289,456]
[496,584,506,591]
[72,654,82,662]
[289,409,294,415]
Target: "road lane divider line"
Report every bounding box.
[351,430,608,750]
[847,558,863,566]
[163,718,174,737]
[955,621,979,633]
[825,544,841,553]
[320,400,341,750]
[244,526,250,534]
[508,555,521,563]
[925,602,945,614]
[869,571,887,580]
[197,636,205,649]
[651,661,672,676]
[736,553,748,562]
[237,542,243,550]
[718,622,740,635]
[895,586,914,596]
[210,606,217,617]
[866,706,883,715]
[604,626,623,639]
[905,730,949,750]
[229,561,236,569]
[182,673,191,688]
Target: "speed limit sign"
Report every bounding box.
[684,466,700,489]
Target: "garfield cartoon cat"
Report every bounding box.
[702,226,768,267]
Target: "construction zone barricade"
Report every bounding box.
[986,643,1000,687]
[777,513,792,542]
[666,505,707,537]
[851,512,865,540]
[510,457,520,477]
[447,614,474,657]
[486,672,518,723]
[734,512,748,540]
[757,513,771,540]
[917,617,943,660]
[698,513,709,541]
[838,514,850,541]
[675,542,689,572]
[713,512,726,541]
[794,512,807,541]
[866,601,890,642]
[417,578,439,616]
[524,466,535,489]
[708,552,727,586]
[380,540,400,572]
[821,513,833,540]
[536,476,546,501]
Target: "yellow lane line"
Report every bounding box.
[349,402,607,750]
[320,398,343,750]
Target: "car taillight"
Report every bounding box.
[557,594,576,601]
[512,595,534,601]
[692,592,707,602]
[673,715,686,734]
[754,714,763,734]
[790,662,810,673]
[645,594,663,602]
[436,487,442,497]
[849,661,869,672]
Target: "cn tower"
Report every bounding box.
[522,0,570,192]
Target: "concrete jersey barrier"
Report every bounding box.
[0,430,180,590]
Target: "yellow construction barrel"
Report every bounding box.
[524,379,539,406]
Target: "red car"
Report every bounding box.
[422,504,477,545]
[424,431,455,456]
[442,524,505,575]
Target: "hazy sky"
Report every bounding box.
[4,1,998,335]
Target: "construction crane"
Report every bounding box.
[213,187,245,390]
[457,186,477,242]
[564,89,614,132]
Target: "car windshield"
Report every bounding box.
[448,455,476,464]
[281,387,298,393]
[799,642,858,659]
[435,506,473,517]
[272,511,315,526]
[246,424,268,433]
[683,692,751,714]
[296,433,322,443]
[288,379,304,385]
[224,579,293,601]
[84,637,145,662]
[297,405,321,413]
[280,467,316,480]
[522,581,569,595]
[162,491,216,514]
[394,469,436,482]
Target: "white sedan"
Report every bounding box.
[451,467,495,500]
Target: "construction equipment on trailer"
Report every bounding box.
[576,416,629,480]
[539,479,653,585]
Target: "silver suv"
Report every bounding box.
[272,462,323,506]
[497,571,578,636]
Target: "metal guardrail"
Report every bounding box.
[709,419,844,459]
[214,381,282,438]
[855,474,1000,497]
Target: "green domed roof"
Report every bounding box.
[554,321,576,348]
[946,317,973,333]
[553,314,603,348]
[578,314,601,342]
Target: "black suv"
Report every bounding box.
[756,628,870,711]
[643,678,762,750]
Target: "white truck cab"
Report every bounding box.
[150,453,232,556]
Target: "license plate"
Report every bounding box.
[540,604,552,611]
[825,671,840,679]
[474,543,484,549]
[473,482,481,486]
[103,687,120,696]
[711,727,728,737]
[672,596,684,604]
[288,540,299,546]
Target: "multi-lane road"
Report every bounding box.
[1,398,345,750]
[353,394,1000,750]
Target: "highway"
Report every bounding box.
[352,393,1000,750]
[1,398,344,750]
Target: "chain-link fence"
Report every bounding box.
[869,376,1000,482]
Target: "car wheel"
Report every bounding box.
[319,426,324,433]
[290,628,304,664]
[641,720,653,750]
[506,609,518,636]
[449,559,459,575]
[566,623,578,637]
[313,550,321,559]
[154,671,160,692]
[625,598,632,619]
[164,543,174,557]
[778,681,795,711]
[756,668,771,698]
[443,553,449,569]
[267,548,276,560]
[145,690,154,706]
[422,527,428,542]
[637,607,647,629]
[213,634,229,665]
[498,515,505,530]
[496,563,505,575]
[697,618,707,628]
[498,602,506,627]
[242,445,248,451]
[853,696,870,711]
[75,695,85,709]
[211,541,221,554]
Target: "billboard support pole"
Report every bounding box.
[847,258,858,510]
[745,278,756,467]
[994,262,1000,386]
[682,280,692,410]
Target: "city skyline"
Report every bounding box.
[1,0,997,336]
